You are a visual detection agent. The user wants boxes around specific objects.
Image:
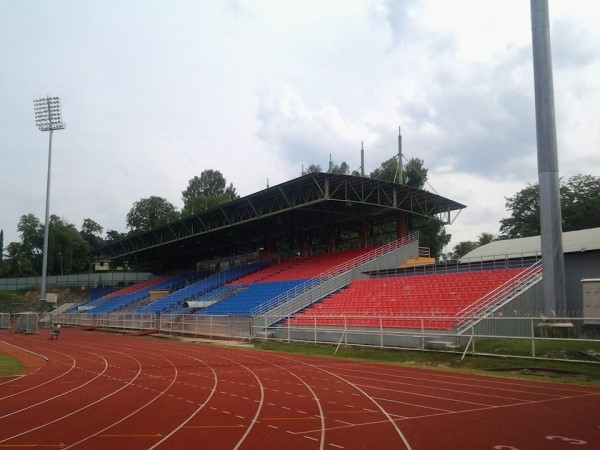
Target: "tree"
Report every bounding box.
[410,215,451,259]
[15,214,44,272]
[0,229,3,262]
[182,170,237,205]
[451,241,478,259]
[3,241,35,276]
[126,196,179,232]
[106,229,127,243]
[499,183,542,239]
[477,232,496,246]
[305,161,351,175]
[330,161,350,174]
[404,158,428,189]
[46,215,92,274]
[499,174,600,239]
[369,157,448,258]
[80,218,104,252]
[369,157,398,182]
[304,164,322,174]
[561,174,600,231]
[369,157,428,188]
[181,170,238,217]
[181,194,236,218]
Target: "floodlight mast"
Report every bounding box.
[530,1,566,316]
[33,96,65,312]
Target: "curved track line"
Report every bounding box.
[0,351,78,403]
[228,350,327,450]
[0,352,140,444]
[265,352,413,450]
[64,353,181,449]
[0,339,49,361]
[138,345,266,450]
[59,337,225,449]
[146,351,218,450]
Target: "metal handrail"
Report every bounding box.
[251,231,419,316]
[455,260,543,333]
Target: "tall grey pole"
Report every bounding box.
[34,96,65,312]
[39,128,54,308]
[530,0,566,316]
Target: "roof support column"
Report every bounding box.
[327,224,335,253]
[300,230,308,257]
[359,222,368,248]
[397,211,407,239]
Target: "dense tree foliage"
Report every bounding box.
[449,233,497,260]
[330,161,350,174]
[80,218,104,252]
[181,170,238,218]
[499,174,600,238]
[305,161,351,175]
[304,164,322,174]
[0,214,93,276]
[369,157,428,189]
[126,196,179,232]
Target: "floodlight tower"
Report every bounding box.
[34,96,65,311]
[530,1,566,316]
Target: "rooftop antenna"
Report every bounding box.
[396,125,404,184]
[360,141,365,177]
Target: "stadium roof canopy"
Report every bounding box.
[96,173,466,268]
[460,227,600,262]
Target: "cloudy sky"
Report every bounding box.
[1,0,599,254]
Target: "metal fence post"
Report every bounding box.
[531,318,536,358]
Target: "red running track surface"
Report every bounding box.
[1,328,599,449]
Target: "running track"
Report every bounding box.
[1,328,599,449]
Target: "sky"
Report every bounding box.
[1,0,599,255]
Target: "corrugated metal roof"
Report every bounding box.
[460,227,600,262]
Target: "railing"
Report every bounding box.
[53,312,157,330]
[455,260,543,334]
[251,232,419,317]
[255,313,600,363]
[397,254,541,278]
[36,312,600,363]
[0,272,153,291]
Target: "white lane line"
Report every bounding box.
[1,352,136,445]
[0,353,105,420]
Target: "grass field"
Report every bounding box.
[0,352,25,377]
[253,340,600,385]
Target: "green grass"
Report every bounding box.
[253,340,600,385]
[0,353,26,377]
[471,337,600,360]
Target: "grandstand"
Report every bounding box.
[49,172,582,348]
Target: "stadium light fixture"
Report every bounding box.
[33,96,66,311]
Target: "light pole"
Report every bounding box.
[34,96,65,311]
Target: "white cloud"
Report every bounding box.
[1,0,599,255]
